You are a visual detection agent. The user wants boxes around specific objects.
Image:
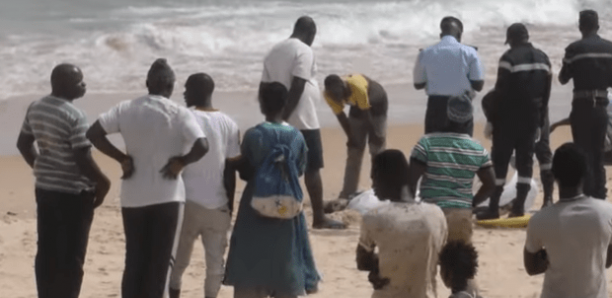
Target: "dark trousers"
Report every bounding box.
[122,202,184,298]
[35,188,95,298]
[570,100,609,199]
[339,114,387,198]
[425,96,473,136]
[492,128,538,185]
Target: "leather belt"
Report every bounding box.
[573,90,609,107]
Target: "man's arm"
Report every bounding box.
[223,156,241,216]
[469,80,484,92]
[550,117,571,133]
[495,58,512,96]
[160,138,209,180]
[473,166,496,207]
[86,121,134,179]
[356,245,378,271]
[606,244,612,268]
[282,77,307,121]
[469,52,485,92]
[335,112,352,138]
[73,147,111,208]
[524,248,548,275]
[559,48,574,85]
[408,158,427,198]
[413,51,427,90]
[16,132,37,168]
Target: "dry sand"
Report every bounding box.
[3,120,612,298]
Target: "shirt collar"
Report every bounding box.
[440,35,460,44]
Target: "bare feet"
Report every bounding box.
[313,215,346,229]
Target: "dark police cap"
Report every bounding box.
[505,23,529,45]
[579,10,599,28]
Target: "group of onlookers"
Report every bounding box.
[15,8,612,298]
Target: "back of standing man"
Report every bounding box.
[524,143,612,298]
[17,64,110,298]
[323,74,388,200]
[478,23,552,220]
[169,73,241,298]
[413,16,485,136]
[87,59,209,298]
[558,9,612,199]
[260,16,345,229]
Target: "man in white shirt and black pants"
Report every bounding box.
[87,59,209,298]
[260,16,345,229]
[413,16,485,136]
[168,73,241,298]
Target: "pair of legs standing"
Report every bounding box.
[570,100,608,199]
[338,114,387,199]
[482,128,538,219]
[122,202,184,298]
[300,129,346,229]
[35,189,94,298]
[169,201,231,298]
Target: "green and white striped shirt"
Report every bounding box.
[21,95,92,194]
[411,133,492,209]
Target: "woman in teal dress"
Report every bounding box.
[223,82,320,298]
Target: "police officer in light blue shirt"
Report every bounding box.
[413,16,485,136]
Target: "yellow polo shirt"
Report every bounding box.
[324,74,370,115]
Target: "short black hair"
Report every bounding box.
[186,73,215,97]
[439,241,478,289]
[552,143,587,188]
[441,16,463,32]
[293,16,316,35]
[324,74,343,90]
[259,82,287,116]
[147,58,175,93]
[372,149,410,188]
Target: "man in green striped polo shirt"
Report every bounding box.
[408,94,496,243]
[408,94,495,295]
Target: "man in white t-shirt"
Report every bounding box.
[260,16,345,229]
[86,59,209,298]
[524,143,612,298]
[168,73,240,298]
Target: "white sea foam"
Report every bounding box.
[0,0,609,99]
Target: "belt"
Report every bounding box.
[573,90,608,99]
[573,90,609,107]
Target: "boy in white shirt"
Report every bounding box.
[169,73,241,298]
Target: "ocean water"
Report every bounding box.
[0,0,610,99]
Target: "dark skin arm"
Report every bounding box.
[16,132,38,168]
[414,82,426,90]
[473,166,496,207]
[550,117,571,133]
[73,146,111,208]
[86,121,135,179]
[606,245,612,268]
[281,77,307,121]
[524,248,549,276]
[335,112,352,139]
[160,138,209,179]
[223,157,240,216]
[356,245,390,290]
[470,80,484,92]
[408,158,427,198]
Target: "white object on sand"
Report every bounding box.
[347,189,390,215]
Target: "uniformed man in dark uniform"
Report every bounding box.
[559,10,612,200]
[477,23,552,219]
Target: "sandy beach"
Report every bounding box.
[2,83,612,298]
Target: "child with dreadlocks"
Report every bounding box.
[439,241,483,298]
